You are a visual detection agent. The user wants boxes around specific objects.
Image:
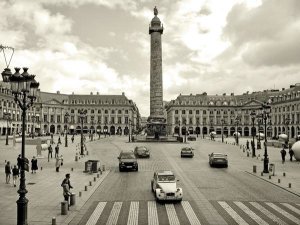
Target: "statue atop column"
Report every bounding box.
[154,6,158,16]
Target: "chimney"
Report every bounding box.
[122,92,125,96]
[223,93,226,96]
[282,88,285,91]
[231,93,234,96]
[90,92,93,95]
[97,92,99,95]
[290,85,295,88]
[56,91,60,94]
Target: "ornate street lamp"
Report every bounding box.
[128,119,131,142]
[285,117,291,147]
[250,110,256,157]
[31,115,36,139]
[64,112,70,147]
[221,118,225,143]
[78,109,87,155]
[1,66,39,225]
[184,122,187,143]
[234,116,240,145]
[261,102,271,173]
[97,120,101,139]
[3,112,11,145]
[178,120,181,138]
[257,115,262,149]
[90,115,94,141]
[104,122,107,138]
[196,120,199,138]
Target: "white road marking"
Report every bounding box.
[165,203,180,225]
[181,201,201,225]
[280,203,300,215]
[218,201,249,225]
[85,202,107,225]
[127,201,139,225]
[148,201,159,225]
[234,202,268,225]
[106,202,122,225]
[266,202,300,224]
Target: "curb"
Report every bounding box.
[245,171,300,198]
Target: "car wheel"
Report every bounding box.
[225,164,228,168]
[119,167,122,172]
[136,167,139,171]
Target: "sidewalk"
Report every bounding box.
[212,136,300,197]
[0,134,108,225]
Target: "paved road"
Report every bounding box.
[69,137,300,225]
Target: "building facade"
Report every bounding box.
[0,83,141,137]
[165,84,300,139]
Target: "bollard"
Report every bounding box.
[79,191,82,197]
[97,173,100,178]
[253,165,257,173]
[243,149,245,152]
[85,186,88,191]
[100,170,102,175]
[70,193,76,206]
[71,168,73,171]
[288,183,291,188]
[283,172,286,177]
[247,152,249,157]
[75,156,78,161]
[41,167,43,171]
[102,165,105,171]
[278,179,280,183]
[94,177,96,182]
[5,160,6,163]
[261,172,263,176]
[86,151,89,155]
[61,201,68,215]
[269,175,271,179]
[89,181,92,186]
[52,217,56,225]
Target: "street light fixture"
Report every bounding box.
[196,120,199,138]
[3,112,11,145]
[234,116,240,145]
[31,115,36,139]
[91,115,94,141]
[250,110,256,157]
[184,122,187,143]
[256,115,262,150]
[128,119,131,142]
[97,120,101,139]
[78,109,87,155]
[221,118,225,143]
[64,112,70,147]
[260,102,271,173]
[285,117,291,147]
[1,66,39,225]
[178,120,181,138]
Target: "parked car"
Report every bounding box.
[134,146,150,158]
[181,147,194,158]
[187,135,196,141]
[151,170,183,202]
[208,152,228,167]
[118,151,138,172]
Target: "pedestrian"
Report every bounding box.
[55,144,60,158]
[12,165,19,187]
[289,147,294,161]
[5,161,11,184]
[48,144,53,162]
[58,136,61,145]
[280,148,287,164]
[31,156,38,173]
[71,135,74,143]
[17,154,22,171]
[61,173,73,210]
[56,156,62,172]
[246,140,249,150]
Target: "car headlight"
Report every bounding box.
[176,188,180,192]
[160,189,164,193]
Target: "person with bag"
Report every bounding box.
[55,156,61,172]
[289,147,294,161]
[48,145,53,162]
[61,174,73,210]
[5,161,11,184]
[55,144,59,158]
[31,156,38,173]
[12,165,19,187]
[280,147,287,164]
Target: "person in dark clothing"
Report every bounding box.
[31,156,38,173]
[12,165,19,187]
[280,148,287,164]
[58,136,61,145]
[246,140,249,150]
[71,135,74,143]
[55,144,60,158]
[61,174,73,209]
[5,161,11,184]
[289,148,294,161]
[48,145,53,162]
[17,154,22,171]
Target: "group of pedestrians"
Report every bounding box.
[48,140,64,172]
[5,161,19,187]
[280,144,295,163]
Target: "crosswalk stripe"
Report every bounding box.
[266,202,300,224]
[234,202,268,225]
[249,202,288,225]
[281,203,300,215]
[148,201,159,225]
[85,202,107,225]
[165,203,180,225]
[127,201,139,225]
[218,201,249,225]
[106,202,122,225]
[181,201,201,225]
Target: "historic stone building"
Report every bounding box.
[165,83,300,139]
[0,84,141,137]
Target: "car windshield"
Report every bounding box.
[158,175,175,182]
[120,153,135,159]
[182,148,192,151]
[212,153,226,157]
[137,147,147,152]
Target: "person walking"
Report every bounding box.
[246,140,249,150]
[55,144,60,158]
[48,144,53,162]
[61,174,73,210]
[58,136,61,145]
[71,135,74,143]
[17,154,22,171]
[12,165,19,187]
[31,156,38,173]
[55,156,62,172]
[280,147,287,164]
[5,161,11,184]
[289,147,294,161]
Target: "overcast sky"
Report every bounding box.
[1,0,299,116]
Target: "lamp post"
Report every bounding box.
[31,115,36,139]
[196,120,199,138]
[261,102,271,173]
[90,115,94,141]
[235,117,240,145]
[285,117,290,147]
[2,66,39,225]
[64,112,70,147]
[178,120,181,138]
[250,110,256,157]
[210,119,214,140]
[98,120,101,139]
[128,119,131,142]
[221,118,225,143]
[3,112,11,145]
[79,109,86,155]
[257,116,262,149]
[104,123,107,138]
[184,122,187,143]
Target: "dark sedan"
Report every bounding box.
[208,153,228,167]
[181,147,194,158]
[134,146,150,158]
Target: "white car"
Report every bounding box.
[151,170,183,202]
